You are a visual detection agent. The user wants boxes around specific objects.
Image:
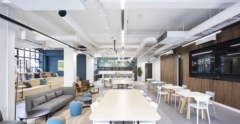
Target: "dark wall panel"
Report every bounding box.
[161,23,240,110]
[77,54,86,80]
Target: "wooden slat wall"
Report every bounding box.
[161,24,240,110]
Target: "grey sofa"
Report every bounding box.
[0,111,26,124]
[25,87,76,114]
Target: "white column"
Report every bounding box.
[150,56,160,81]
[0,5,15,120]
[86,55,94,83]
[64,44,77,86]
[137,57,146,82]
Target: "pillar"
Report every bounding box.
[64,43,77,86]
[86,55,94,83]
[0,5,15,120]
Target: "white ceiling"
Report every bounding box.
[5,0,240,58]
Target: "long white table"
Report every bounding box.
[89,90,161,123]
[176,92,211,119]
[112,80,134,89]
[162,85,183,104]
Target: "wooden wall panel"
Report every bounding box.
[161,24,240,110]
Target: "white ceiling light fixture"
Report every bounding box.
[192,50,213,56]
[227,52,240,56]
[182,30,221,47]
[230,43,240,47]
[165,50,174,55]
[121,0,125,56]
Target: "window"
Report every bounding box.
[15,48,42,73]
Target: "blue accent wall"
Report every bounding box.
[43,50,64,76]
[77,54,86,80]
[42,50,87,79]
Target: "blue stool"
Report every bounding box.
[142,93,147,97]
[46,118,64,124]
[83,93,92,104]
[70,102,82,116]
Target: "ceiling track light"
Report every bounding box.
[121,0,124,55]
[0,13,94,58]
[192,51,213,56]
[182,30,222,47]
[230,43,240,47]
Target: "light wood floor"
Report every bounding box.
[30,92,100,124]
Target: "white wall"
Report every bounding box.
[137,57,146,82]
[0,4,15,120]
[86,56,94,83]
[149,56,161,81]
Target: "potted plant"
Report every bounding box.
[137,67,143,78]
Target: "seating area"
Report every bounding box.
[1,1,240,124]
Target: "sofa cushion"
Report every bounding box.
[50,95,74,106]
[55,90,63,97]
[32,101,60,112]
[32,96,47,107]
[46,92,56,101]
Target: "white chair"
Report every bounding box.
[138,121,156,124]
[171,88,183,107]
[95,97,102,102]
[136,102,158,124]
[182,85,187,89]
[128,81,134,89]
[112,84,118,89]
[91,102,113,124]
[190,96,211,124]
[178,89,191,109]
[205,91,217,117]
[146,97,152,103]
[163,84,173,86]
[105,79,111,88]
[90,102,99,111]
[128,84,134,89]
[150,102,158,111]
[156,86,169,104]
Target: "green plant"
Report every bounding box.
[137,67,143,77]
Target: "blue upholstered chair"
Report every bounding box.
[70,102,82,116]
[46,116,66,124]
[150,80,156,89]
[100,93,105,97]
[142,92,147,97]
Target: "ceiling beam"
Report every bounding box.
[98,45,140,49]
[86,0,237,9]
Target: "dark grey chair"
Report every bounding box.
[0,111,27,124]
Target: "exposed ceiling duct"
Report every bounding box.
[129,37,156,61]
[34,35,97,52]
[186,2,240,38]
[140,31,186,58]
[58,10,99,48]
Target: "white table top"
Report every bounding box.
[146,78,153,81]
[151,81,166,84]
[162,85,183,90]
[112,80,134,85]
[101,78,134,80]
[176,92,211,98]
[89,90,161,121]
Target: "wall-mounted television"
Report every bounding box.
[189,37,240,82]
